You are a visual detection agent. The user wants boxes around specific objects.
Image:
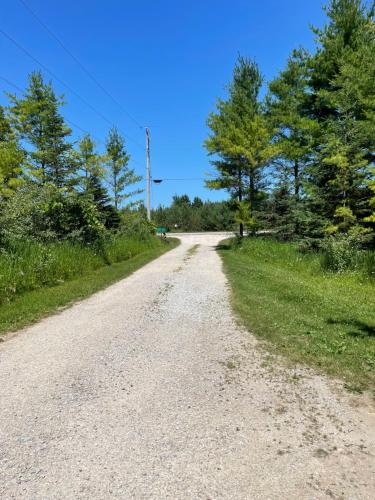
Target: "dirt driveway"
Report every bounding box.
[1,233,374,499]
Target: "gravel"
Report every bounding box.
[1,233,374,499]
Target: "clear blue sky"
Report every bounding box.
[1,0,327,207]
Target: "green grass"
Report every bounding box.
[0,236,169,304]
[0,237,179,336]
[219,237,375,391]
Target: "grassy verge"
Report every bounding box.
[0,237,179,337]
[219,237,375,392]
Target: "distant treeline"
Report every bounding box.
[152,195,235,232]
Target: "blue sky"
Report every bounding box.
[1,0,327,207]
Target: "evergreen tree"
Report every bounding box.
[78,134,103,192]
[76,135,119,228]
[306,0,374,233]
[205,56,274,235]
[86,174,120,229]
[8,71,77,188]
[105,127,142,209]
[0,106,24,199]
[267,49,316,203]
[192,196,204,209]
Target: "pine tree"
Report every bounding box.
[86,174,120,229]
[105,127,142,210]
[267,49,316,203]
[78,134,103,192]
[0,106,24,199]
[205,56,274,235]
[8,71,77,188]
[306,0,374,233]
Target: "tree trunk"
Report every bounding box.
[114,171,118,210]
[294,160,300,235]
[294,160,300,201]
[249,169,256,236]
[238,167,244,237]
[249,171,255,216]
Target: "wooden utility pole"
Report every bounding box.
[145,127,151,220]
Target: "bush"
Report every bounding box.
[118,211,156,241]
[0,182,104,246]
[362,251,375,279]
[320,235,360,273]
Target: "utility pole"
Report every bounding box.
[145,127,151,221]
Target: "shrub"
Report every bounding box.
[118,211,156,240]
[320,235,360,272]
[362,251,375,279]
[0,182,104,246]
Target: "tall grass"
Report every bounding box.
[0,235,163,305]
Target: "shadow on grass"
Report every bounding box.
[215,243,231,251]
[327,318,375,338]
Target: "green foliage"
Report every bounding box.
[0,235,174,307]
[8,71,77,187]
[78,134,104,190]
[119,209,156,240]
[320,234,362,272]
[0,70,164,335]
[205,56,274,235]
[44,189,105,243]
[267,49,316,200]
[0,238,178,336]
[0,240,102,304]
[105,127,142,209]
[364,167,375,225]
[234,200,257,234]
[202,0,374,242]
[363,250,375,278]
[86,174,120,229]
[152,194,235,232]
[0,182,104,244]
[306,0,375,230]
[0,106,24,198]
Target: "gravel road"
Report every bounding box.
[1,233,374,499]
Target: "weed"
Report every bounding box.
[226,360,237,369]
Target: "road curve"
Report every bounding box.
[1,233,374,499]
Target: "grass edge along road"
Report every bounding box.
[0,237,179,338]
[219,237,375,392]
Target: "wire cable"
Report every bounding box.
[0,28,144,151]
[153,178,206,181]
[18,0,144,130]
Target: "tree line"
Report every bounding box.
[205,0,375,246]
[152,195,235,231]
[0,71,144,245]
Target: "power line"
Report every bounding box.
[0,75,23,93]
[0,74,144,169]
[18,0,144,130]
[0,74,104,145]
[153,178,206,181]
[0,28,144,151]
